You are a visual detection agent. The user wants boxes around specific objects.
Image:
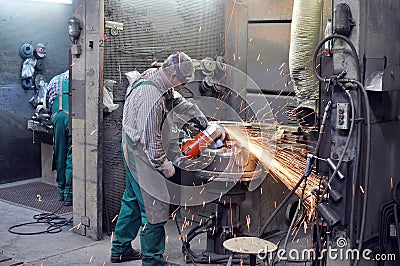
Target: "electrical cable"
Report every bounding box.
[179,86,195,98]
[282,175,309,266]
[347,79,371,266]
[393,181,400,207]
[312,34,361,82]
[174,214,250,264]
[311,34,358,202]
[391,182,400,258]
[312,87,354,266]
[282,200,301,266]
[318,87,355,201]
[329,79,370,266]
[348,82,364,266]
[8,200,73,235]
[8,185,73,235]
[311,33,371,266]
[350,94,362,252]
[173,215,197,265]
[258,100,332,238]
[313,35,361,265]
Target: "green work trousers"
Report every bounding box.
[111,154,166,266]
[52,112,72,201]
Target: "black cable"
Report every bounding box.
[312,33,371,266]
[350,94,362,252]
[347,79,371,266]
[393,181,400,207]
[8,202,73,235]
[318,87,355,201]
[271,232,289,265]
[173,214,197,265]
[259,100,332,238]
[179,87,195,98]
[327,80,370,264]
[312,34,361,83]
[174,214,251,264]
[283,176,309,266]
[8,187,73,235]
[282,203,301,266]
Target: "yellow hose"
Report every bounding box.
[289,0,323,115]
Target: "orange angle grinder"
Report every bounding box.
[180,123,225,160]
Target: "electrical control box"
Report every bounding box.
[336,103,349,130]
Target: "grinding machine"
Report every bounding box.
[175,120,267,263]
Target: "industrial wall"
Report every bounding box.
[0,1,72,184]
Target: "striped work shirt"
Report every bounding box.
[123,68,170,169]
[46,70,69,110]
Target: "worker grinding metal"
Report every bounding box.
[110,52,207,265]
[45,70,72,206]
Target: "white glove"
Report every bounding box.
[158,160,175,178]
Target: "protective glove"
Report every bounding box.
[157,160,175,178]
[189,115,208,130]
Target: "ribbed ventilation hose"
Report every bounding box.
[289,0,323,118]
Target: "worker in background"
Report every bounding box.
[111,52,207,265]
[45,70,72,206]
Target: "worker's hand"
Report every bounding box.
[189,115,208,130]
[158,160,175,178]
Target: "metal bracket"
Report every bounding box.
[105,20,123,30]
[81,216,90,227]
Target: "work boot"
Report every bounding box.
[110,249,142,263]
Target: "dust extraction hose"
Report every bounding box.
[289,0,323,122]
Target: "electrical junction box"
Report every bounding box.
[336,103,349,130]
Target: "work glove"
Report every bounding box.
[189,115,208,130]
[157,160,175,178]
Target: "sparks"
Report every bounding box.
[246,214,251,232]
[223,126,321,221]
[69,222,81,231]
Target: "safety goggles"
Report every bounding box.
[173,53,189,84]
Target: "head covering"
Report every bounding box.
[162,52,195,83]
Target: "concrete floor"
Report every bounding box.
[0,198,220,266]
[0,179,311,266]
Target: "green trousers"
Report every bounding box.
[111,154,166,266]
[52,112,72,201]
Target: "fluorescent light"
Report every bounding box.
[29,0,72,4]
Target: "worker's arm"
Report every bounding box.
[137,85,175,178]
[170,90,208,129]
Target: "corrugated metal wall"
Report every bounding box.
[102,0,225,232]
